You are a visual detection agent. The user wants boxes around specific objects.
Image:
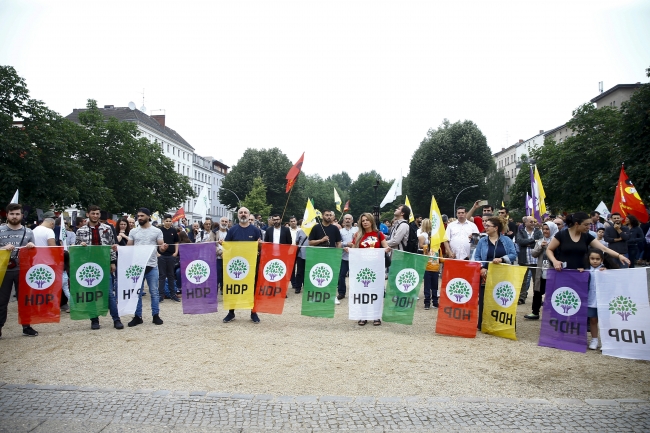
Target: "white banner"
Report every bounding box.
[117,245,156,316]
[595,268,650,361]
[348,249,385,320]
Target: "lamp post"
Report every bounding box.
[218,188,242,209]
[453,185,478,216]
[372,179,381,227]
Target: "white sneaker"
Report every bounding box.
[334,297,341,305]
[588,338,599,350]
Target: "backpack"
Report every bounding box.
[396,221,419,253]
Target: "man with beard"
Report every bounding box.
[0,203,37,337]
[158,214,180,303]
[263,214,292,245]
[308,210,342,249]
[75,205,122,330]
[336,214,358,302]
[127,208,168,327]
[215,216,230,292]
[223,207,262,323]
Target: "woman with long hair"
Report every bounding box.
[350,212,390,326]
[473,216,517,329]
[115,217,131,246]
[419,218,441,310]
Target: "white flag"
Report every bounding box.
[348,249,385,320]
[595,268,650,361]
[117,245,156,316]
[60,214,68,251]
[380,177,403,208]
[194,186,210,221]
[595,201,610,219]
[10,189,18,204]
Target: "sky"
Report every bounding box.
[1,0,649,182]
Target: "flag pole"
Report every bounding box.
[281,187,294,222]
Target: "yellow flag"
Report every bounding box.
[405,195,415,223]
[501,200,505,208]
[222,241,259,310]
[0,250,9,288]
[334,188,342,212]
[533,166,547,216]
[301,198,317,236]
[481,263,528,340]
[429,195,447,246]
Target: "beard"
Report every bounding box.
[239,216,249,224]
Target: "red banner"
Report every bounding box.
[435,259,481,338]
[612,166,649,223]
[285,152,304,193]
[254,243,297,314]
[172,207,186,223]
[18,247,64,325]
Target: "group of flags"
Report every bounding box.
[5,242,648,362]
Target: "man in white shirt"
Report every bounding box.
[215,216,229,293]
[444,207,479,260]
[337,214,358,303]
[32,218,56,247]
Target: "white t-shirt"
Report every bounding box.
[32,225,55,246]
[445,220,479,259]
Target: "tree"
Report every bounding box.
[240,177,272,217]
[506,155,532,216]
[219,148,305,218]
[76,99,193,214]
[348,171,394,216]
[406,119,494,216]
[619,78,650,199]
[0,66,108,209]
[485,167,507,210]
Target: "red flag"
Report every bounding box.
[612,166,648,223]
[18,247,64,325]
[254,243,297,314]
[286,152,305,193]
[172,207,185,223]
[435,259,481,338]
[343,200,350,212]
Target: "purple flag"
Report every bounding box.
[538,269,589,353]
[179,243,218,314]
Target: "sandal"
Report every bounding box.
[373,319,381,326]
[358,320,367,326]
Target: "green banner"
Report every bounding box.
[382,250,429,325]
[301,247,342,318]
[69,246,111,320]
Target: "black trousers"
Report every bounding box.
[0,269,29,327]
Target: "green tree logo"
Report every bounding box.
[551,287,582,316]
[26,264,55,290]
[395,268,419,293]
[264,259,286,282]
[492,282,515,307]
[310,263,333,287]
[125,264,144,283]
[227,257,249,280]
[356,267,377,287]
[430,211,440,233]
[186,260,210,284]
[609,295,637,321]
[76,263,104,287]
[446,278,472,304]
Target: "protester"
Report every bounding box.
[188,222,200,243]
[596,228,608,247]
[589,211,604,232]
[223,207,263,324]
[215,216,229,293]
[158,214,180,302]
[444,207,479,260]
[337,214,358,302]
[308,210,343,302]
[288,216,299,289]
[585,248,618,350]
[546,212,631,271]
[195,219,214,243]
[263,214,292,245]
[467,200,493,233]
[473,216,517,329]
[0,203,38,337]
[387,204,411,252]
[115,217,131,246]
[294,220,308,294]
[75,205,121,330]
[497,207,517,239]
[127,208,167,327]
[350,212,390,326]
[524,221,558,320]
[603,212,630,268]
[625,215,644,268]
[515,216,543,305]
[32,217,56,247]
[418,218,441,310]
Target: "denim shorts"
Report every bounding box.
[587,307,598,318]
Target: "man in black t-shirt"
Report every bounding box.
[308,210,342,249]
[158,214,180,302]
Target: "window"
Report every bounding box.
[167,144,170,152]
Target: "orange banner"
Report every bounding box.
[254,243,297,314]
[435,259,481,338]
[18,247,64,325]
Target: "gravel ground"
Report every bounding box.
[1,282,648,399]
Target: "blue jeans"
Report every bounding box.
[136,267,160,317]
[616,253,630,269]
[91,273,119,321]
[423,271,439,307]
[519,265,534,302]
[337,259,349,297]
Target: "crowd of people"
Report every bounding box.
[1,199,649,350]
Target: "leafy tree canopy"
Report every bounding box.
[240,177,272,217]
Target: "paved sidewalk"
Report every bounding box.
[1,383,649,432]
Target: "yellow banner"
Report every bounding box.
[0,250,9,284]
[222,241,259,310]
[481,263,527,340]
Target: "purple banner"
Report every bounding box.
[538,269,589,353]
[179,243,218,314]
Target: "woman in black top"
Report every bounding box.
[625,215,644,268]
[115,217,131,246]
[546,212,631,270]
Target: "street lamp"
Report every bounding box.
[453,185,478,216]
[372,179,381,227]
